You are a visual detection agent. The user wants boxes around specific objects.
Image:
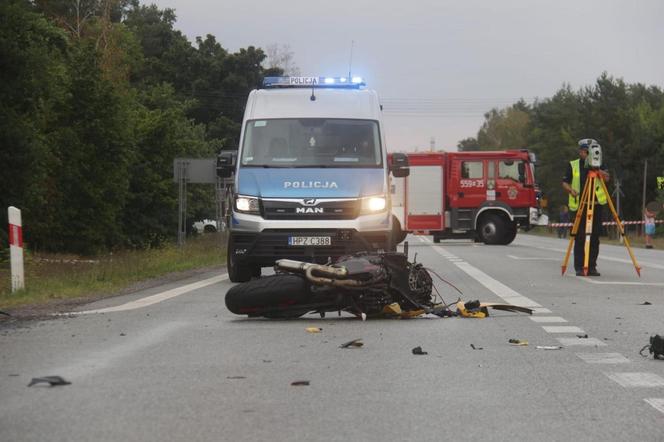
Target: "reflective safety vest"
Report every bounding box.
[568,159,607,210]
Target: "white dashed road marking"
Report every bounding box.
[606,372,664,388]
[529,316,568,323]
[419,236,664,410]
[541,326,585,333]
[576,353,630,364]
[557,337,607,347]
[507,255,559,261]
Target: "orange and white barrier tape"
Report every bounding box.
[549,219,664,228]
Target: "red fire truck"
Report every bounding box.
[389,150,548,245]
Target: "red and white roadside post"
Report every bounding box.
[8,206,25,292]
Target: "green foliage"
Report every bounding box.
[461,74,664,221]
[125,83,212,248]
[0,0,288,255]
[0,0,69,249]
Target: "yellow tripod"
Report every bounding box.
[561,170,641,276]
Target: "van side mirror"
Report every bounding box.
[217,150,237,178]
[390,152,410,178]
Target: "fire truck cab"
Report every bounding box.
[390,150,548,245]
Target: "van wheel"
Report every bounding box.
[478,213,509,245]
[392,215,408,244]
[227,236,253,282]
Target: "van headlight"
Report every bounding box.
[361,196,387,214]
[235,196,260,214]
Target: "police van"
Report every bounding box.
[217,76,409,282]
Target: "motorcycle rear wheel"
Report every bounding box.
[225,274,310,318]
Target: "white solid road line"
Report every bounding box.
[530,244,664,271]
[577,278,664,286]
[70,274,228,314]
[644,398,664,415]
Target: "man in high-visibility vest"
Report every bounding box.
[562,139,610,276]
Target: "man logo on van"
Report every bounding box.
[283,181,338,189]
[296,207,324,214]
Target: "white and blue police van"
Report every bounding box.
[217,76,409,282]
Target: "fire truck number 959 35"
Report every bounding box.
[460,179,484,188]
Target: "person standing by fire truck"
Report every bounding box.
[562,139,610,276]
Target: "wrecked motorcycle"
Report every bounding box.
[225,251,449,319]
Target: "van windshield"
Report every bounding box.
[240,119,382,168]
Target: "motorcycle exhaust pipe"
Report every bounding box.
[275,259,348,278]
[275,259,367,287]
[305,266,367,287]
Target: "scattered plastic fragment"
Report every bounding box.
[509,339,528,346]
[456,300,533,318]
[340,339,364,348]
[291,380,310,386]
[27,376,71,387]
[120,333,126,336]
[305,327,322,333]
[382,303,402,315]
[412,346,428,355]
[0,311,11,317]
[470,344,483,350]
[536,346,563,350]
[577,334,588,339]
[642,301,652,305]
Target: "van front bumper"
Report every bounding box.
[230,228,392,267]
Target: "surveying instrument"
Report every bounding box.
[561,139,641,276]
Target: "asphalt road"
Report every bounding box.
[2,233,664,441]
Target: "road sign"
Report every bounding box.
[172,158,217,184]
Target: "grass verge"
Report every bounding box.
[0,234,226,310]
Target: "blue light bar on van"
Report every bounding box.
[263,76,365,89]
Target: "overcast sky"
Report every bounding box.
[150,0,664,151]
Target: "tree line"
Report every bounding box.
[1,0,282,254]
[457,74,664,223]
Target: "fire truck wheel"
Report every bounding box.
[478,213,510,245]
[501,222,518,245]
